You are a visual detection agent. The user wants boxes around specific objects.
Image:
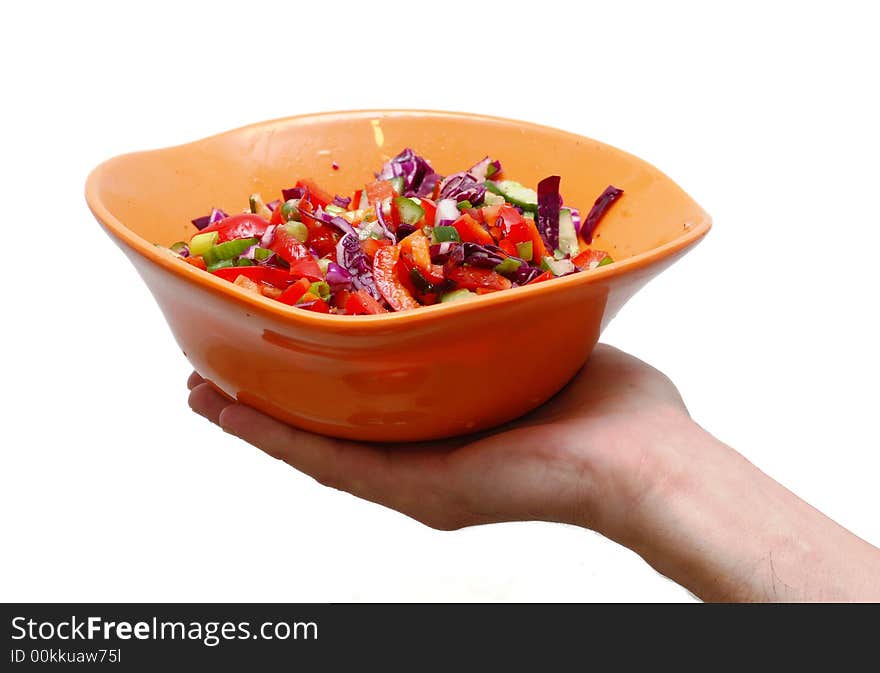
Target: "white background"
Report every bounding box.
[1,1,877,602]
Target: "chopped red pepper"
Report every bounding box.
[277,277,312,305]
[572,248,611,269]
[211,265,295,288]
[373,245,419,311]
[451,213,494,245]
[527,270,554,285]
[296,178,333,209]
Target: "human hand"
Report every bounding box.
[188,344,880,602]
[187,344,691,537]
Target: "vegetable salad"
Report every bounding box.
[165,149,622,314]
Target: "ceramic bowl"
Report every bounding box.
[86,110,710,441]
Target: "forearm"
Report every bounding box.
[608,421,880,602]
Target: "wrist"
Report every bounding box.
[607,421,880,601]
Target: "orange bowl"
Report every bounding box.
[85,110,710,442]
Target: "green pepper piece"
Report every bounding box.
[206,259,234,272]
[432,225,461,243]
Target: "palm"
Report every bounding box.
[188,344,688,531]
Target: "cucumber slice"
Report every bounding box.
[440,289,477,303]
[485,180,538,212]
[541,256,576,276]
[389,176,405,195]
[557,208,579,257]
[394,197,425,226]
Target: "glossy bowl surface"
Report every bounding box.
[86,110,710,441]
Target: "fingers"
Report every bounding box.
[217,403,471,529]
[188,382,235,424]
[187,371,205,390]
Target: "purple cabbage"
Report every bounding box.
[332,195,352,209]
[191,207,229,230]
[568,206,582,235]
[536,176,562,252]
[461,243,506,268]
[438,172,485,205]
[336,233,379,299]
[301,208,358,239]
[373,201,396,242]
[509,264,544,286]
[395,223,417,239]
[325,261,352,287]
[376,148,441,198]
[429,242,457,263]
[281,186,306,201]
[582,185,624,243]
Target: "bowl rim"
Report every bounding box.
[85,108,711,332]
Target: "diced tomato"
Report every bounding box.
[448,266,512,292]
[270,205,285,225]
[451,213,494,245]
[373,245,419,311]
[527,271,554,285]
[344,289,388,315]
[299,296,330,313]
[572,248,610,269]
[288,256,323,281]
[269,227,312,264]
[296,178,333,209]
[365,180,395,206]
[184,255,207,270]
[302,221,337,259]
[352,189,364,209]
[211,265,295,288]
[201,213,270,243]
[277,277,312,305]
[420,198,437,227]
[333,288,351,309]
[362,237,391,262]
